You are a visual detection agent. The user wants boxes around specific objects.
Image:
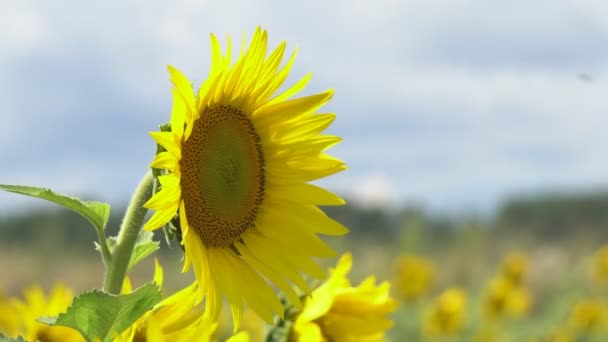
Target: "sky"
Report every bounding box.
[1,0,608,214]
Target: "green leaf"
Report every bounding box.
[0,334,26,342]
[0,185,111,232]
[95,231,159,272]
[43,283,161,342]
[129,241,160,271]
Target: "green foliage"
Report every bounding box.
[0,185,111,233]
[0,334,26,342]
[95,231,160,272]
[41,283,162,342]
[127,241,160,272]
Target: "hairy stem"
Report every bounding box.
[96,226,112,265]
[103,171,154,294]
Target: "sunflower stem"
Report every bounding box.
[96,226,112,265]
[103,171,154,294]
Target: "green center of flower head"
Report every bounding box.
[180,105,265,247]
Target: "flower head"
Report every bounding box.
[422,288,467,337]
[393,254,435,301]
[499,252,529,286]
[143,27,347,328]
[592,245,608,286]
[482,276,531,321]
[0,283,83,342]
[292,253,397,341]
[569,299,606,334]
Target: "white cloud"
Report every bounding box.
[0,1,49,59]
[351,174,397,208]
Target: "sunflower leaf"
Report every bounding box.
[128,240,160,271]
[94,233,159,271]
[0,184,111,232]
[42,283,161,342]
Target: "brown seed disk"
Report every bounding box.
[180,104,265,247]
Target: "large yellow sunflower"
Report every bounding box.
[143,27,347,329]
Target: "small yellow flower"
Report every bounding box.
[499,252,529,286]
[292,253,398,341]
[1,283,83,342]
[592,245,608,286]
[393,254,435,301]
[569,299,606,334]
[422,288,467,337]
[482,276,531,321]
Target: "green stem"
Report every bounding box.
[96,226,112,265]
[103,171,154,294]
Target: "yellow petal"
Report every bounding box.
[144,207,177,231]
[150,151,178,171]
[167,65,195,112]
[149,131,181,158]
[265,183,345,206]
[121,277,133,294]
[153,258,164,287]
[236,241,303,310]
[226,331,250,342]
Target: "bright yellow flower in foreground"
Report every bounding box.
[117,260,215,342]
[422,288,467,337]
[569,299,606,334]
[143,27,347,328]
[0,283,83,342]
[292,253,398,341]
[482,276,531,321]
[0,291,21,337]
[117,283,214,342]
[393,254,435,301]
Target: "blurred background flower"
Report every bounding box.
[0,283,82,342]
[393,254,435,302]
[422,288,468,337]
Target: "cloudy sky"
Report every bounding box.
[1,0,608,213]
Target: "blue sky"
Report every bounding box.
[2,0,608,213]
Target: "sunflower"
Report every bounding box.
[143,27,347,329]
[0,290,21,337]
[292,253,397,341]
[481,276,531,321]
[569,299,606,334]
[592,245,608,286]
[499,252,528,286]
[393,254,435,301]
[2,284,83,342]
[117,260,217,342]
[422,288,467,337]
